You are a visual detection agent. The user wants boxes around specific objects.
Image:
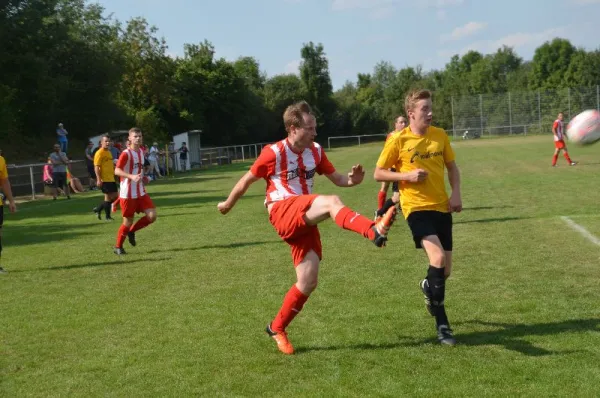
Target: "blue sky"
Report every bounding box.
[94,0,600,90]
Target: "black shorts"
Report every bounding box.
[0,204,4,227]
[406,210,453,251]
[52,172,67,188]
[390,167,399,193]
[101,182,118,194]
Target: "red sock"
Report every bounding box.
[271,284,309,333]
[130,216,151,233]
[377,191,386,209]
[552,154,558,166]
[563,152,572,163]
[116,225,130,248]
[334,206,375,240]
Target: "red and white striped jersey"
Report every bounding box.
[250,139,336,205]
[553,119,564,141]
[116,148,147,199]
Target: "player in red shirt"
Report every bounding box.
[217,101,397,355]
[552,112,576,167]
[376,115,407,218]
[113,127,157,255]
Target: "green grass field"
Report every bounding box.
[2,135,600,396]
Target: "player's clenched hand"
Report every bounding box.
[348,164,365,185]
[217,201,231,215]
[131,173,142,182]
[448,192,462,213]
[8,202,16,213]
[407,169,428,182]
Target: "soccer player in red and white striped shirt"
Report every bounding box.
[552,112,576,167]
[217,101,397,355]
[113,127,157,255]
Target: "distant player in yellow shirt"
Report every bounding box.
[374,89,462,345]
[0,154,17,273]
[93,135,118,221]
[375,115,406,219]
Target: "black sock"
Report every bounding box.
[427,265,450,327]
[377,198,396,216]
[104,201,112,218]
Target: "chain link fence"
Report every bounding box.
[450,85,600,138]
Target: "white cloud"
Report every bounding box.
[331,0,394,10]
[570,0,600,4]
[331,0,464,11]
[369,6,395,19]
[439,26,569,58]
[441,21,487,42]
[284,59,301,74]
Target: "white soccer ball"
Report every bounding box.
[566,109,600,145]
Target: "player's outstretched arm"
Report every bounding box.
[218,171,260,215]
[325,164,365,187]
[446,161,462,213]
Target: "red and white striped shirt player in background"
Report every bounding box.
[113,127,157,255]
[217,101,397,355]
[552,112,577,167]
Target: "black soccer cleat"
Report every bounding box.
[437,325,456,346]
[128,232,136,247]
[113,247,126,255]
[420,279,435,317]
[93,207,102,220]
[0,266,7,274]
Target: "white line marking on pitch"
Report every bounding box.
[560,216,600,247]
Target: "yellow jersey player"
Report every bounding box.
[93,135,118,221]
[374,89,462,345]
[0,154,17,273]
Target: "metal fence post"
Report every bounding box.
[29,166,35,200]
[451,95,456,138]
[538,90,542,134]
[479,94,483,136]
[568,87,571,117]
[597,85,599,111]
[358,136,361,146]
[508,92,513,135]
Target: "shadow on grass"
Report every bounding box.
[145,240,281,254]
[395,318,597,356]
[455,216,528,224]
[296,318,598,356]
[463,206,514,211]
[10,256,170,272]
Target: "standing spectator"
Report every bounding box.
[56,123,69,153]
[148,142,162,179]
[168,142,176,175]
[43,157,53,192]
[178,142,189,172]
[49,144,70,200]
[85,141,97,190]
[109,139,121,165]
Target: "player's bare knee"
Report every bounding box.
[146,212,157,223]
[429,249,446,267]
[328,195,343,208]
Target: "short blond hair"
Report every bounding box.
[129,127,142,135]
[404,89,432,115]
[283,101,313,133]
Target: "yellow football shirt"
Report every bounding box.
[0,156,7,207]
[376,126,455,218]
[0,156,7,180]
[93,148,115,183]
